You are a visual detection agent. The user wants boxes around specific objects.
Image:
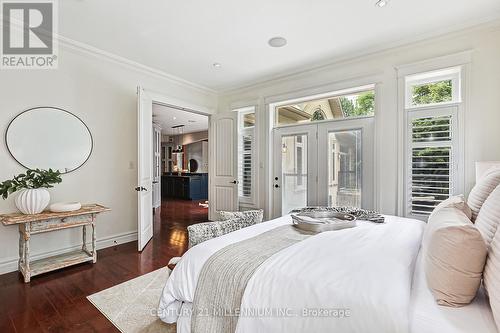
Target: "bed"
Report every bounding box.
[158,163,500,333]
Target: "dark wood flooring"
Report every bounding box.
[0,199,208,332]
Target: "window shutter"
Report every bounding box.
[408,114,454,216]
[238,133,253,198]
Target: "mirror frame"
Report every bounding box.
[5,107,94,174]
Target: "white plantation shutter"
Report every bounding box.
[235,106,257,206]
[407,107,458,217]
[239,133,253,199]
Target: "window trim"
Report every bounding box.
[397,54,469,219]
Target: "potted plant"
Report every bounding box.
[0,169,62,214]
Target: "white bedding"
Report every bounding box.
[158,214,425,333]
[409,251,497,333]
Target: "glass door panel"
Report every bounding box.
[317,118,374,210]
[327,130,362,207]
[272,125,317,217]
[281,134,308,215]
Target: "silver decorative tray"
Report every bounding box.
[292,211,357,233]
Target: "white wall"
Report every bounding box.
[218,21,500,218]
[170,130,209,146]
[185,141,208,173]
[0,44,217,273]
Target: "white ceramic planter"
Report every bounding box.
[15,189,50,214]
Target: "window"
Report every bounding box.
[236,106,256,205]
[403,66,463,218]
[405,67,461,108]
[275,86,375,127]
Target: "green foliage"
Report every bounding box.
[339,91,375,117]
[356,91,375,115]
[339,97,354,116]
[412,117,450,142]
[412,80,452,105]
[0,169,62,199]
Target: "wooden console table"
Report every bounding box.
[0,204,110,283]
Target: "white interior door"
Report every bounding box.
[209,112,238,220]
[272,124,317,217]
[137,86,153,251]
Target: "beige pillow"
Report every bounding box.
[424,207,487,307]
[468,168,500,221]
[423,195,472,248]
[429,195,472,220]
[475,185,500,247]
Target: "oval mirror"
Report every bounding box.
[6,107,93,174]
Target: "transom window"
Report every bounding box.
[275,86,375,127]
[405,67,461,108]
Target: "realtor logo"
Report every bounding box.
[1,0,58,69]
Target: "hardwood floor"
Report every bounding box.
[0,199,208,332]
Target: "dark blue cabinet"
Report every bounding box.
[162,173,208,200]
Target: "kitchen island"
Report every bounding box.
[161,173,208,200]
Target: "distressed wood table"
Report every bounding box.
[0,204,110,283]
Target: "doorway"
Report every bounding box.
[136,87,213,251]
[272,118,374,217]
[152,104,210,238]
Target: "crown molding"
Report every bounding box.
[53,14,500,97]
[57,35,217,95]
[219,15,500,95]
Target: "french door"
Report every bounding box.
[273,125,318,217]
[272,118,374,217]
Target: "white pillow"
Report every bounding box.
[468,168,500,221]
[423,195,472,247]
[483,217,500,329]
[475,185,500,247]
[429,195,472,220]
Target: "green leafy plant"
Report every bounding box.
[0,169,62,199]
[339,91,375,117]
[412,80,452,105]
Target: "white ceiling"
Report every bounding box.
[60,0,500,91]
[153,104,209,135]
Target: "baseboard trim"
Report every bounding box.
[0,230,138,275]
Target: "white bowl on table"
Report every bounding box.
[49,202,82,213]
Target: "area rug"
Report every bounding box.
[87,267,176,333]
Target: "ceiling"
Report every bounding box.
[152,104,209,135]
[60,0,500,91]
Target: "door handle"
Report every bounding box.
[230,180,239,184]
[152,181,159,184]
[274,184,280,189]
[135,186,147,192]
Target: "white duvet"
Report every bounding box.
[158,214,425,333]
